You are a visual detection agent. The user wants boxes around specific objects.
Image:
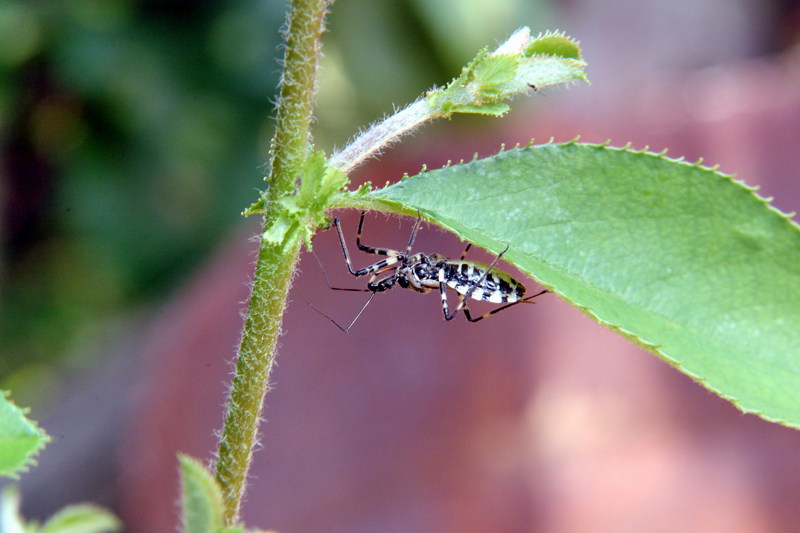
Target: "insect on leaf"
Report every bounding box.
[365,142,800,429]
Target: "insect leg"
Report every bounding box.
[311,250,373,291]
[449,244,511,317]
[404,212,423,256]
[462,289,550,322]
[307,251,397,331]
[438,267,458,321]
[354,211,406,258]
[334,215,403,276]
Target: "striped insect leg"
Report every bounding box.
[462,289,550,322]
[334,216,404,276]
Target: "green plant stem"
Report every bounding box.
[213,0,329,525]
[213,240,301,525]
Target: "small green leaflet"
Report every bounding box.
[1,485,121,533]
[0,392,49,479]
[178,455,275,533]
[256,151,348,250]
[428,30,588,117]
[179,455,225,533]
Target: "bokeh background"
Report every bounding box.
[2,0,800,531]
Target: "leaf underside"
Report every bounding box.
[366,142,800,428]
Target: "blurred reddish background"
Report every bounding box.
[5,1,800,532]
[121,54,800,531]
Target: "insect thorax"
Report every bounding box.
[400,254,439,293]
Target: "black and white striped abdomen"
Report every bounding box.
[442,261,525,303]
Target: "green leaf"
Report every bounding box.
[363,142,800,428]
[262,215,296,247]
[39,504,121,533]
[242,191,268,217]
[427,27,587,118]
[260,151,348,249]
[526,31,582,59]
[298,150,348,207]
[1,486,120,533]
[0,392,49,478]
[179,454,225,533]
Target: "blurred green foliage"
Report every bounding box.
[0,0,550,401]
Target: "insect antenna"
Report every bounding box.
[312,249,373,292]
[462,288,549,322]
[300,248,379,331]
[298,288,377,333]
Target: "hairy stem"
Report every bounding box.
[327,28,535,174]
[329,99,434,173]
[213,0,329,525]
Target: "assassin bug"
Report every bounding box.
[307,211,549,332]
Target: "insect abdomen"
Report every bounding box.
[442,261,525,303]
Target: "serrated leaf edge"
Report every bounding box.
[356,141,799,426]
[588,141,799,228]
[0,391,51,479]
[379,139,798,230]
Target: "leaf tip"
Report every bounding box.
[0,391,51,479]
[493,26,531,56]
